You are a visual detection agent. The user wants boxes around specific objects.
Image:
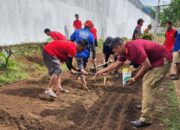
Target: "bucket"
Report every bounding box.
[122,67,132,86]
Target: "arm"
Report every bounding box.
[128,58,151,85]
[66,57,80,72]
[90,42,96,60]
[95,60,124,78]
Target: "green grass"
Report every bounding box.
[0,60,29,84]
[159,81,180,130]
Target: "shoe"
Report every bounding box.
[136,104,142,110]
[171,75,179,80]
[44,89,57,98]
[130,120,151,128]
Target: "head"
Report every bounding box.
[111,37,125,56]
[84,20,93,29]
[166,21,173,29]
[77,40,88,52]
[147,24,152,30]
[75,14,79,20]
[137,18,144,26]
[44,28,51,36]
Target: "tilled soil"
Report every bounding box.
[0,72,167,130]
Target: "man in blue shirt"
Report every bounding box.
[172,19,180,80]
[70,20,96,90]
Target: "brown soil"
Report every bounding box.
[0,53,168,130]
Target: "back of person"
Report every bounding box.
[125,39,172,67]
[164,28,176,52]
[70,28,94,51]
[90,27,97,40]
[43,40,76,62]
[49,31,67,40]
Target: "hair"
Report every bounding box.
[167,21,173,25]
[75,14,79,17]
[44,28,51,33]
[111,37,124,49]
[137,18,144,24]
[148,24,152,28]
[78,39,88,47]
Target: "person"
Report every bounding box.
[42,40,88,98]
[73,14,82,30]
[95,38,172,128]
[142,24,153,40]
[44,28,67,40]
[103,37,117,68]
[90,23,98,47]
[70,20,96,90]
[132,18,144,40]
[164,21,177,52]
[171,19,180,80]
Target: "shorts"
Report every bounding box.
[76,57,88,69]
[42,50,62,76]
[173,52,180,63]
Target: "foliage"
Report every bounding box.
[160,0,180,26]
[0,49,14,71]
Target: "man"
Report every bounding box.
[95,38,172,128]
[142,24,153,40]
[90,23,98,47]
[164,21,177,52]
[42,40,88,98]
[44,28,67,40]
[73,14,82,30]
[132,18,144,40]
[70,20,96,90]
[171,19,180,80]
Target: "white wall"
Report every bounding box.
[0,0,153,45]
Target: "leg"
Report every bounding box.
[131,64,170,127]
[176,63,180,78]
[140,64,170,123]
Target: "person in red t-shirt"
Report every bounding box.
[42,40,88,98]
[90,23,98,47]
[73,14,82,30]
[44,28,67,41]
[95,38,172,128]
[164,21,177,52]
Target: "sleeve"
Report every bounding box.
[68,45,76,57]
[70,31,76,42]
[124,43,147,65]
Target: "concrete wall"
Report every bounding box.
[0,0,153,45]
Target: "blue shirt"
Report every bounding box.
[70,28,94,58]
[173,29,180,52]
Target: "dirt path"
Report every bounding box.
[0,71,168,130]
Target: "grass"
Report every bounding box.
[158,81,180,130]
[0,60,29,84]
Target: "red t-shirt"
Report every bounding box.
[164,28,176,52]
[73,20,82,30]
[90,27,97,40]
[118,39,172,68]
[49,31,67,40]
[43,40,77,62]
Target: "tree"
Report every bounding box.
[160,0,180,26]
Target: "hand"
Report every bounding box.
[81,69,88,75]
[127,78,136,85]
[91,58,96,64]
[95,69,105,79]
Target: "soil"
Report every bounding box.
[0,53,169,130]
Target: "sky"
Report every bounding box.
[140,0,171,6]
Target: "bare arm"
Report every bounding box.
[134,58,152,81]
